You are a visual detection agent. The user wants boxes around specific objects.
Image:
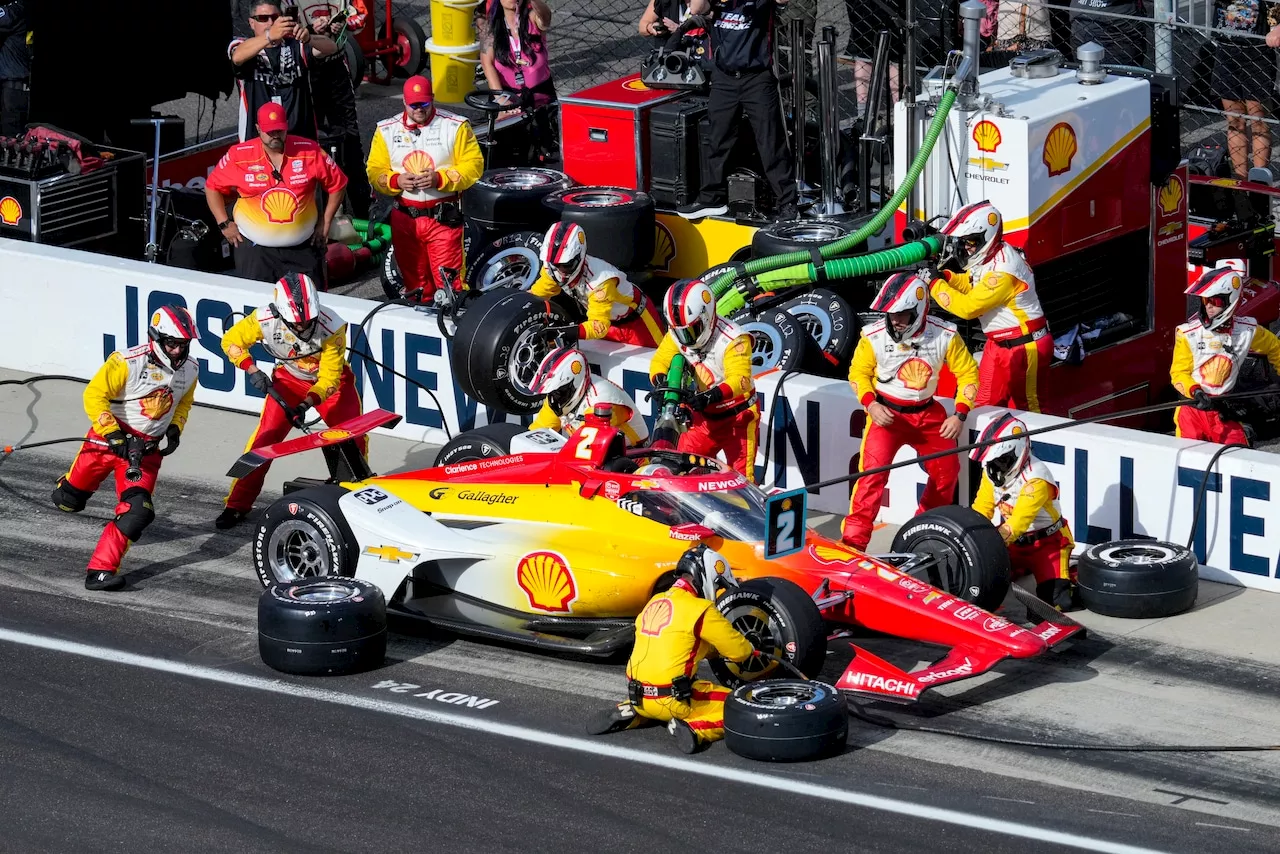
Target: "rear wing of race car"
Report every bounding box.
[226,409,402,483]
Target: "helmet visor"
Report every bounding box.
[548,381,578,413]
[285,317,318,340]
[551,260,579,283]
[158,335,191,367]
[672,316,706,347]
[985,450,1018,485]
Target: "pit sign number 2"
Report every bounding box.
[764,488,807,559]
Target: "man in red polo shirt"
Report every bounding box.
[367,75,484,302]
[205,102,348,284]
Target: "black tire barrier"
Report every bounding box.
[435,422,526,466]
[890,505,1013,612]
[258,577,388,676]
[542,186,656,272]
[724,679,848,762]
[1077,540,1199,619]
[709,577,827,687]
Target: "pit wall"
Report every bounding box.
[2,240,1276,592]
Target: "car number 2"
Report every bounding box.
[574,426,599,459]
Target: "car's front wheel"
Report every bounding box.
[253,486,356,588]
[708,577,827,686]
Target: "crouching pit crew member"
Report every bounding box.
[841,272,978,551]
[529,346,650,445]
[971,412,1080,611]
[587,544,759,753]
[531,222,666,347]
[52,307,199,591]
[216,273,365,529]
[928,201,1051,412]
[649,279,758,480]
[1172,265,1280,445]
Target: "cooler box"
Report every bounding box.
[559,75,683,190]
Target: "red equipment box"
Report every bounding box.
[559,74,684,190]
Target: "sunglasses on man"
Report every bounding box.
[252,13,282,22]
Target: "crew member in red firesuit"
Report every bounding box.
[587,544,759,753]
[927,200,1052,412]
[215,273,365,529]
[970,411,1081,610]
[1172,265,1280,445]
[530,221,666,347]
[649,278,758,479]
[51,306,199,591]
[366,75,484,303]
[841,272,979,551]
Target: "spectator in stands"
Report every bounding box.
[479,0,558,161]
[842,0,901,120]
[307,9,372,219]
[230,1,337,142]
[1069,0,1150,68]
[992,0,1052,53]
[1210,0,1275,179]
[0,0,29,137]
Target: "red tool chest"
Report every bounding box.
[559,74,684,190]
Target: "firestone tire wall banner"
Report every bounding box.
[0,240,1277,593]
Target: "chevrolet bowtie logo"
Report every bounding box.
[967,156,1008,171]
[1158,221,1183,236]
[363,545,418,563]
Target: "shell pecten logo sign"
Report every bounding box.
[1042,122,1078,178]
[0,196,22,226]
[261,187,301,223]
[972,120,1001,152]
[516,550,578,612]
[1158,175,1184,217]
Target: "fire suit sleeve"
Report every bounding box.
[366,129,401,197]
[1004,478,1054,541]
[1249,325,1280,375]
[972,473,996,522]
[649,333,678,383]
[171,377,197,433]
[579,278,618,341]
[205,149,242,196]
[438,121,484,193]
[930,270,1014,321]
[221,312,266,371]
[530,400,563,433]
[1170,330,1198,397]
[697,602,756,662]
[944,333,980,414]
[309,325,349,402]
[316,146,348,194]
[528,268,562,299]
[720,333,754,399]
[848,336,878,407]
[83,354,129,434]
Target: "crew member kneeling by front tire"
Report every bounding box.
[587,544,759,753]
[367,75,485,304]
[216,273,366,529]
[649,278,759,480]
[52,306,199,591]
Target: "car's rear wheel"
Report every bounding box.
[435,422,526,466]
[890,505,1011,611]
[708,578,827,686]
[253,486,356,588]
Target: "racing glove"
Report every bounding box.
[919,266,942,284]
[288,397,315,427]
[102,429,130,459]
[159,424,181,457]
[247,369,273,396]
[1192,388,1216,411]
[688,385,725,412]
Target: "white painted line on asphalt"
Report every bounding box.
[1194,823,1250,832]
[1089,810,1141,818]
[0,626,1171,854]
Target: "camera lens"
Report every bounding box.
[664,53,687,74]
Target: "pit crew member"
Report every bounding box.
[1172,265,1280,445]
[971,411,1080,610]
[587,544,758,753]
[51,307,198,591]
[841,272,979,551]
[367,75,484,303]
[649,279,758,480]
[530,222,666,347]
[529,346,650,445]
[205,102,348,285]
[927,201,1052,412]
[216,273,365,529]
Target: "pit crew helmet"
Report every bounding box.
[540,221,588,287]
[529,346,590,415]
[942,201,1003,269]
[147,305,198,372]
[970,411,1031,487]
[272,272,322,340]
[663,278,717,350]
[872,271,930,342]
[676,543,738,601]
[1185,265,1244,332]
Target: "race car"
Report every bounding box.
[239,406,1084,703]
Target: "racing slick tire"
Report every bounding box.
[435,422,526,466]
[709,578,827,687]
[253,485,357,588]
[450,289,573,413]
[380,244,405,301]
[890,505,1011,612]
[730,306,808,376]
[383,16,427,78]
[777,287,855,376]
[724,680,848,762]
[469,230,546,292]
[1076,540,1199,619]
[462,167,573,236]
[341,36,366,89]
[749,217,865,258]
[541,187,656,272]
[258,578,388,676]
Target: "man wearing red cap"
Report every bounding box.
[205,102,348,284]
[367,75,484,302]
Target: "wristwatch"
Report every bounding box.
[218,219,233,231]
[955,410,968,423]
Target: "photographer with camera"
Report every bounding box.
[676,0,797,221]
[230,1,337,141]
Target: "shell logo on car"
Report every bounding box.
[896,357,933,391]
[261,187,301,223]
[0,196,22,226]
[517,550,578,612]
[809,543,859,566]
[320,429,351,441]
[1042,122,1078,178]
[972,120,1002,153]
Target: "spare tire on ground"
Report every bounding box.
[724,679,848,762]
[435,422,526,466]
[450,289,572,413]
[462,167,573,235]
[750,217,866,258]
[1076,540,1199,618]
[890,505,1012,611]
[777,287,856,376]
[730,305,808,375]
[542,186,656,271]
[258,577,388,676]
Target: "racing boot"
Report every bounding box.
[586,701,644,736]
[668,718,704,754]
[215,508,247,530]
[85,570,126,592]
[1037,578,1083,613]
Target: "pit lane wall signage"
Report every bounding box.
[0,239,1277,592]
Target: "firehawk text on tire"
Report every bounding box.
[436,423,526,466]
[709,577,827,686]
[778,287,855,376]
[1077,540,1199,619]
[449,289,572,413]
[380,245,404,301]
[462,167,572,238]
[890,505,1012,611]
[253,485,357,588]
[723,679,848,762]
[541,187,656,271]
[730,306,808,375]
[258,578,388,676]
